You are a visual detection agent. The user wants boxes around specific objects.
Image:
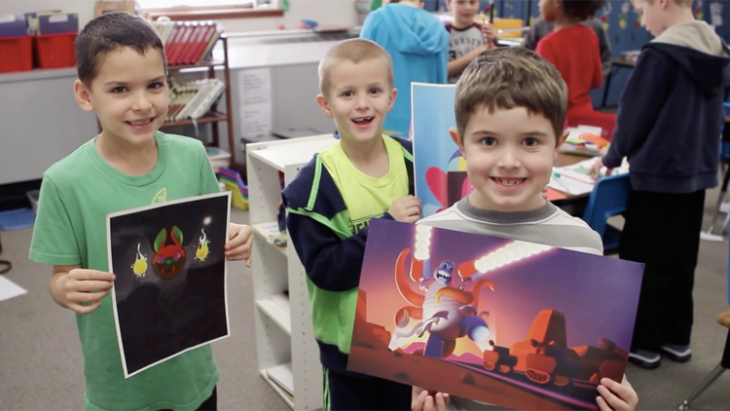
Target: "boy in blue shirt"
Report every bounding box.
[29,12,253,410]
[590,0,730,369]
[282,38,421,410]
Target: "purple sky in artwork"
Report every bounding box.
[360,219,644,352]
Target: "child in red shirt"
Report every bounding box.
[536,0,608,119]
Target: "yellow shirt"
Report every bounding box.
[320,135,409,234]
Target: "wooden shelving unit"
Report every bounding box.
[246,134,338,410]
[162,35,241,171]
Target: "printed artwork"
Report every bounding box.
[411,83,470,218]
[348,219,644,410]
[107,192,231,378]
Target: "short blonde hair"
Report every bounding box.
[318,38,394,96]
[455,47,568,140]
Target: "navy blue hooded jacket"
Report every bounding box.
[603,20,730,193]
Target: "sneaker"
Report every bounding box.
[661,344,692,362]
[628,350,661,369]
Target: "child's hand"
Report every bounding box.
[596,376,638,411]
[226,223,253,267]
[412,386,450,411]
[389,195,422,223]
[482,23,498,45]
[588,157,611,180]
[59,268,115,314]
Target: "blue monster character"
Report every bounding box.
[392,226,494,358]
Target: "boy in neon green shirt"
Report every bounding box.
[282,38,421,410]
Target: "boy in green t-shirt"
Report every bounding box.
[28,12,252,410]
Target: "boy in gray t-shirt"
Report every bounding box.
[411,47,639,411]
[445,0,497,83]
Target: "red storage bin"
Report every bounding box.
[33,32,77,69]
[0,36,33,73]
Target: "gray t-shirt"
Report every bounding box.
[446,23,485,84]
[417,196,603,410]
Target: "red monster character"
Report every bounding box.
[152,226,186,279]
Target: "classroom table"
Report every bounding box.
[551,153,596,216]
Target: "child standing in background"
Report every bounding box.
[445,0,498,83]
[590,0,730,369]
[523,14,612,83]
[361,0,449,137]
[535,0,609,119]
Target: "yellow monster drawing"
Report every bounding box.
[195,228,210,261]
[131,243,148,277]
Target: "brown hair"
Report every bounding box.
[455,47,567,140]
[76,12,166,86]
[318,38,394,95]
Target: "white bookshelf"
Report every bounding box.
[246,134,338,410]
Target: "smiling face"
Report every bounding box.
[449,0,481,28]
[316,57,397,144]
[74,46,168,149]
[452,106,565,213]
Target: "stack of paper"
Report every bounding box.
[549,157,629,196]
[560,125,609,157]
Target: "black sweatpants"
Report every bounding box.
[324,367,411,411]
[619,189,705,352]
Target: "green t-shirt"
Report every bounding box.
[320,134,409,234]
[29,132,221,411]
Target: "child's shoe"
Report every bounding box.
[628,350,661,369]
[660,344,692,362]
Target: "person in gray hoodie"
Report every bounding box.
[361,0,450,137]
[589,0,730,370]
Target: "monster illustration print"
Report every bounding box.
[348,219,645,410]
[106,191,231,378]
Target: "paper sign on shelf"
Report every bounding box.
[239,68,273,139]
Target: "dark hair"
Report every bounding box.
[75,12,166,85]
[560,0,606,21]
[455,47,567,140]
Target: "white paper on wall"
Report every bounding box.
[239,68,273,139]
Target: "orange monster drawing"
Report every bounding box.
[391,225,496,358]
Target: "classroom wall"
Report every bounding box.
[0,0,360,33]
